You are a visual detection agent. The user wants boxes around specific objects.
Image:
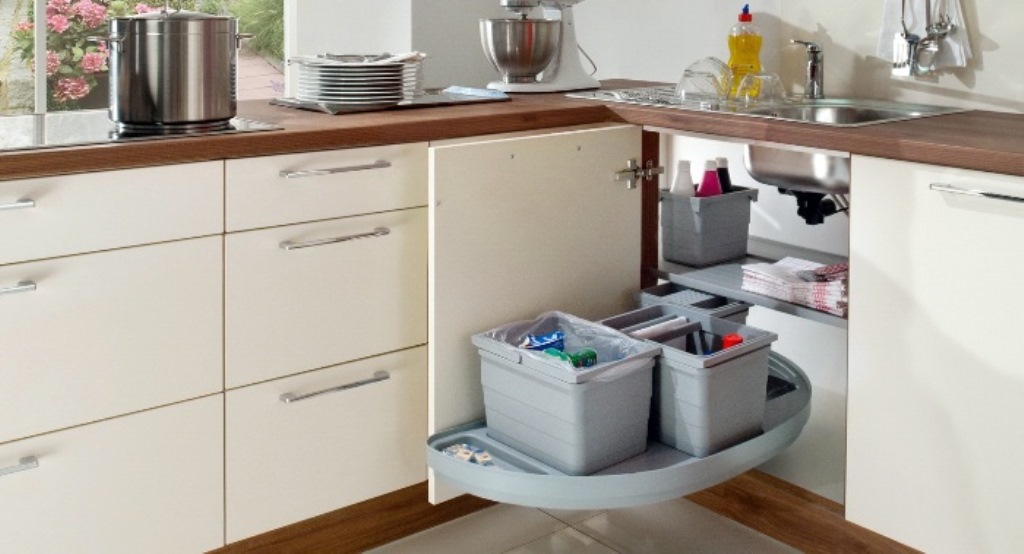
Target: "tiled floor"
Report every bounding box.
[368,498,797,553]
[237,49,284,101]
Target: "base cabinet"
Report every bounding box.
[848,156,1024,552]
[225,346,428,542]
[0,396,224,554]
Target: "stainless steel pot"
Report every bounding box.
[100,10,243,130]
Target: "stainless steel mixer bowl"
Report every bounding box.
[480,18,560,84]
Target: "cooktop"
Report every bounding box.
[0,110,281,152]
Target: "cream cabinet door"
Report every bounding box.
[0,161,223,265]
[225,346,427,542]
[0,237,223,444]
[428,124,642,502]
[225,143,428,232]
[0,395,224,554]
[848,156,1024,552]
[225,207,428,388]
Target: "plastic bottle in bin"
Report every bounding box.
[544,347,598,368]
[669,159,696,197]
[696,160,723,197]
[715,157,734,193]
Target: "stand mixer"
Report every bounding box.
[480,0,600,93]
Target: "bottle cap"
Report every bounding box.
[715,157,729,168]
[722,333,744,349]
[704,160,718,171]
[739,4,752,22]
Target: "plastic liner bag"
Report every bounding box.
[475,311,661,383]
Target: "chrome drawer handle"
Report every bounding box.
[0,456,39,478]
[931,183,1024,204]
[0,281,37,296]
[279,160,391,179]
[280,371,390,404]
[0,199,35,211]
[279,227,390,251]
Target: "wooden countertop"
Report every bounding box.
[3,80,1024,181]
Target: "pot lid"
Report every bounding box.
[126,8,231,21]
[110,9,236,34]
[117,9,233,22]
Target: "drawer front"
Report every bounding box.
[0,161,223,265]
[225,346,427,542]
[225,143,428,231]
[0,237,223,444]
[0,396,224,554]
[225,208,427,388]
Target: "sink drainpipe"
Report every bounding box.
[791,40,824,99]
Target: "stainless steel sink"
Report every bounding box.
[744,143,851,194]
[737,98,964,127]
[739,99,965,195]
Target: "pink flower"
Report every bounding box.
[53,77,91,102]
[47,14,70,34]
[46,51,61,76]
[81,51,107,74]
[74,0,108,28]
[134,4,160,14]
[46,0,73,17]
[16,21,34,32]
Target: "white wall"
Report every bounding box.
[574,0,783,84]
[572,0,1023,112]
[778,0,1024,112]
[411,1,509,89]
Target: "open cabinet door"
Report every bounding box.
[428,124,643,503]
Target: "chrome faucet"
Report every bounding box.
[791,40,824,99]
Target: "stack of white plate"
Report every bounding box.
[292,54,423,106]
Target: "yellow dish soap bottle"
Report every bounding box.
[728,4,762,98]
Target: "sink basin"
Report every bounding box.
[744,143,851,194]
[738,98,964,127]
[740,99,964,194]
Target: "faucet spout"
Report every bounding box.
[791,39,824,100]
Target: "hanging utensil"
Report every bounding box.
[892,0,919,76]
[916,1,958,75]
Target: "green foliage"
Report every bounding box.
[227,0,284,61]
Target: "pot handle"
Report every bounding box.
[87,35,127,53]
[236,33,255,49]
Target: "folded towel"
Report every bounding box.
[742,257,849,318]
[877,0,972,70]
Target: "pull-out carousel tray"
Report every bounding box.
[427,351,811,510]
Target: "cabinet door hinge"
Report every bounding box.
[614,159,665,189]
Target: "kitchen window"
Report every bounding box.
[1,0,283,116]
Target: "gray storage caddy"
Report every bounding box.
[638,282,750,324]
[661,186,758,267]
[601,305,778,457]
[472,312,661,475]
